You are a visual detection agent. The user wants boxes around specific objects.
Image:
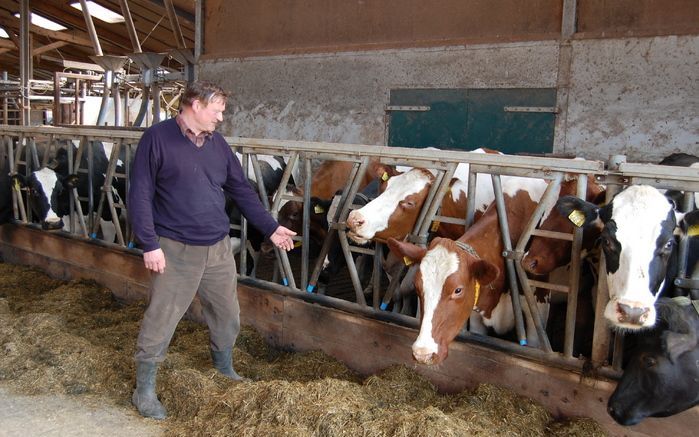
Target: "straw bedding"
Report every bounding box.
[0,262,606,436]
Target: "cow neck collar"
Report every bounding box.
[455,240,479,259]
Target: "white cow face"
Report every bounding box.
[557,185,677,330]
[599,186,676,329]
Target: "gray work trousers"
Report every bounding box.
[134,235,239,363]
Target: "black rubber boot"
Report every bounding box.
[211,348,248,381]
[132,361,167,419]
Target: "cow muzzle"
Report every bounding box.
[41,219,64,230]
[412,349,437,365]
[346,211,371,243]
[606,299,654,328]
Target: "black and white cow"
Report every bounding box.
[607,295,699,426]
[556,185,686,330]
[228,153,295,276]
[15,141,126,241]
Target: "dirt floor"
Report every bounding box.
[0,262,607,436]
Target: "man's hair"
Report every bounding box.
[181,81,228,108]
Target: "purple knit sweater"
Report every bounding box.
[128,118,278,252]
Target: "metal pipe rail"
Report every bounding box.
[3,125,698,379]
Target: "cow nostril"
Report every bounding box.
[617,303,649,325]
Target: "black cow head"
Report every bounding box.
[607,297,699,426]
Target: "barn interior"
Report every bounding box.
[0,1,698,436]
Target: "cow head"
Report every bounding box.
[347,168,434,245]
[522,174,606,276]
[556,185,677,330]
[607,297,699,426]
[387,237,499,365]
[18,168,77,230]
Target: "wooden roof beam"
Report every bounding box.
[33,41,68,57]
[163,0,185,49]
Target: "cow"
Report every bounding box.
[386,174,567,364]
[13,141,126,242]
[346,149,502,245]
[266,159,396,277]
[271,178,383,291]
[228,153,294,276]
[521,175,606,276]
[607,295,699,426]
[555,184,691,330]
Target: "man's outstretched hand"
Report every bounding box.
[270,226,297,251]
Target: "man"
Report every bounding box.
[128,81,296,419]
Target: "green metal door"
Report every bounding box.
[387,88,556,155]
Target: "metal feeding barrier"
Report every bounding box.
[2,125,698,378]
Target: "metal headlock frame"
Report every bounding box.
[2,125,698,379]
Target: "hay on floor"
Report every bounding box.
[0,262,607,436]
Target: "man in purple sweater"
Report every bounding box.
[128,81,295,419]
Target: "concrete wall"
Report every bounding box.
[564,35,699,162]
[202,41,559,146]
[200,34,699,162]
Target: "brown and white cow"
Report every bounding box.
[387,172,609,364]
[387,175,554,364]
[346,148,501,245]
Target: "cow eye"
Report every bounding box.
[452,287,463,298]
[663,239,673,251]
[642,355,657,369]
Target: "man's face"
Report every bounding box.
[192,96,225,133]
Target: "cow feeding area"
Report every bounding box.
[0,262,606,436]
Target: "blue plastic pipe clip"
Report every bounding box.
[89,232,97,239]
[380,302,388,311]
[306,284,315,293]
[519,339,528,346]
[282,278,288,286]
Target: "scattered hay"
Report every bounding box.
[0,262,608,436]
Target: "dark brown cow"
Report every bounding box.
[521,175,606,276]
[274,159,398,243]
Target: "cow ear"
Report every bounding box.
[472,259,499,286]
[399,199,417,210]
[662,330,697,363]
[11,174,26,187]
[556,195,600,228]
[370,163,398,181]
[386,237,426,265]
[680,209,699,237]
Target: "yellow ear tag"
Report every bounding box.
[568,210,586,228]
[294,241,302,248]
[688,224,699,237]
[314,205,325,214]
[430,221,441,232]
[403,256,413,266]
[382,172,389,182]
[473,281,481,309]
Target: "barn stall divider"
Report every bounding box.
[1,125,698,436]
